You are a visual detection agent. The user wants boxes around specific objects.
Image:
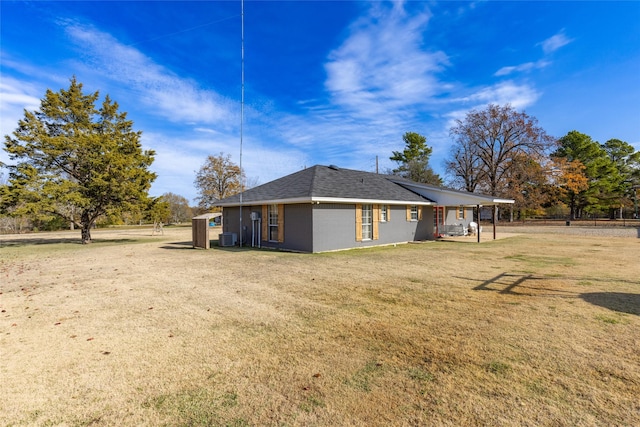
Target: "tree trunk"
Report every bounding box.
[81,212,92,244]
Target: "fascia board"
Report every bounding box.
[397,183,514,206]
[311,197,432,205]
[216,196,433,207]
[215,197,312,207]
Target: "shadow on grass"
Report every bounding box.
[159,241,194,250]
[0,237,139,248]
[580,292,640,315]
[160,240,295,254]
[465,272,639,296]
[468,272,574,296]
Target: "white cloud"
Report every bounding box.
[62,21,236,126]
[324,2,451,119]
[458,81,540,110]
[495,60,550,77]
[494,31,572,78]
[0,77,43,164]
[540,31,573,55]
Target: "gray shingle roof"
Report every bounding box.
[215,165,433,206]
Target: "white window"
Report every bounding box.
[362,204,373,240]
[457,206,465,220]
[268,204,279,241]
[410,205,419,221]
[380,205,388,222]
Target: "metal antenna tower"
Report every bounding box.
[239,0,245,247]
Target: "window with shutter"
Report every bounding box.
[277,204,284,242]
[372,205,379,240]
[361,204,372,240]
[261,205,268,241]
[355,204,363,241]
[267,204,280,242]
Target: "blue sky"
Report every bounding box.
[2,1,639,204]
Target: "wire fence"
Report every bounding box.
[488,218,640,228]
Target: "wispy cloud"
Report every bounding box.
[493,29,573,78]
[324,2,450,119]
[461,81,540,110]
[0,76,43,164]
[61,20,237,127]
[540,30,573,54]
[495,60,550,77]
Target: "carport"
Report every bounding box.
[387,177,515,242]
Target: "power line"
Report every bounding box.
[126,14,240,47]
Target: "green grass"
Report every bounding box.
[485,361,511,376]
[299,395,325,412]
[595,314,628,325]
[345,360,384,392]
[407,367,435,382]
[146,388,221,427]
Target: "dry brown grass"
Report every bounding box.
[1,227,639,426]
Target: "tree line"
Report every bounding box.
[391,104,639,220]
[1,79,638,242]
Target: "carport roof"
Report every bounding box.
[388,177,515,206]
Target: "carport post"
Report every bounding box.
[493,205,497,240]
[477,204,481,243]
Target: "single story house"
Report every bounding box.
[215,165,513,253]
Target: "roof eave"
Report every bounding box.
[215,196,433,207]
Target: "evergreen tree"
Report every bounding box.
[2,77,156,243]
[390,132,442,185]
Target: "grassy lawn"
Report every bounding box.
[1,228,638,426]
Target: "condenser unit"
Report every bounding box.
[218,232,237,247]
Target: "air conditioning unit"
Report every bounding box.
[219,232,237,247]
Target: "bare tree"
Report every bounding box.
[194,153,241,210]
[447,104,554,197]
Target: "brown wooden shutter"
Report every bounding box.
[463,207,467,219]
[277,204,284,243]
[406,205,411,221]
[261,205,268,241]
[373,204,379,240]
[387,205,391,221]
[418,206,423,220]
[355,204,363,242]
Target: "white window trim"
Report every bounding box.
[362,204,373,241]
[380,205,388,222]
[268,204,279,242]
[410,205,419,221]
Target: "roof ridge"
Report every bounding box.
[308,165,321,196]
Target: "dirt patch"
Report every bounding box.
[1,227,639,426]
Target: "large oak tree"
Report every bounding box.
[2,77,156,243]
[194,153,242,210]
[446,104,554,197]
